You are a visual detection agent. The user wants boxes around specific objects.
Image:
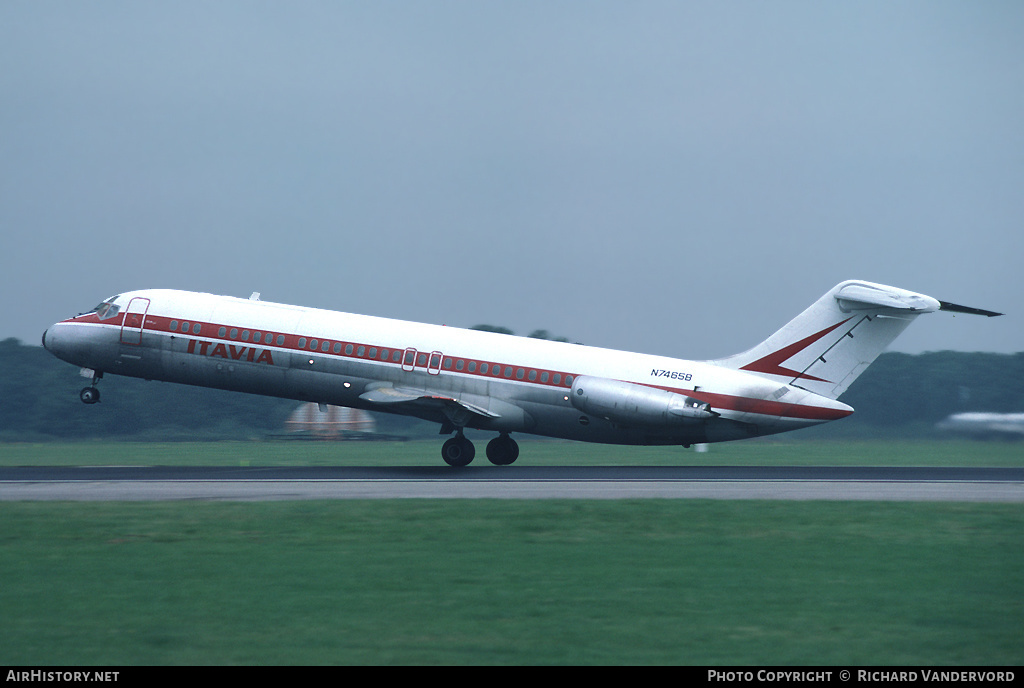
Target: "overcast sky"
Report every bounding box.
[3,2,1020,359]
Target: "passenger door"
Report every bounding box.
[120,297,150,345]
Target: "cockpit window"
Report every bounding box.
[89,296,121,320]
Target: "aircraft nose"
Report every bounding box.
[42,327,57,352]
[43,323,62,356]
[42,319,114,369]
[41,321,79,364]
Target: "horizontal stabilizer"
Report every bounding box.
[939,301,1003,318]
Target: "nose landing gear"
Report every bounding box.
[79,370,102,404]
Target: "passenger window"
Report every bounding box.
[219,327,227,337]
[298,338,306,348]
[230,328,238,339]
[333,342,342,354]
[193,324,201,335]
[276,334,284,346]
[170,321,178,332]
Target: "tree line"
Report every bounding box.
[2,336,1021,441]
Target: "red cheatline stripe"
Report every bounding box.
[63,312,849,421]
[63,311,577,390]
[642,382,852,421]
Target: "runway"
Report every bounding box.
[2,465,1023,501]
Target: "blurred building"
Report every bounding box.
[284,403,377,439]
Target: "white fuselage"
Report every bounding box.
[43,289,853,446]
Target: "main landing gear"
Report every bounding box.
[485,433,519,466]
[440,431,519,467]
[441,431,475,467]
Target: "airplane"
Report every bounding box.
[42,280,1001,466]
[937,413,1024,440]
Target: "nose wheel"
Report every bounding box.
[79,370,102,404]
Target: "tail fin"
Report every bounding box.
[711,280,1000,400]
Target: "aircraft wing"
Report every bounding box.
[359,385,500,418]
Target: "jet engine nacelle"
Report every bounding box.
[570,375,718,426]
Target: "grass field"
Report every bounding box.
[1,436,1022,467]
[1,439,1021,665]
